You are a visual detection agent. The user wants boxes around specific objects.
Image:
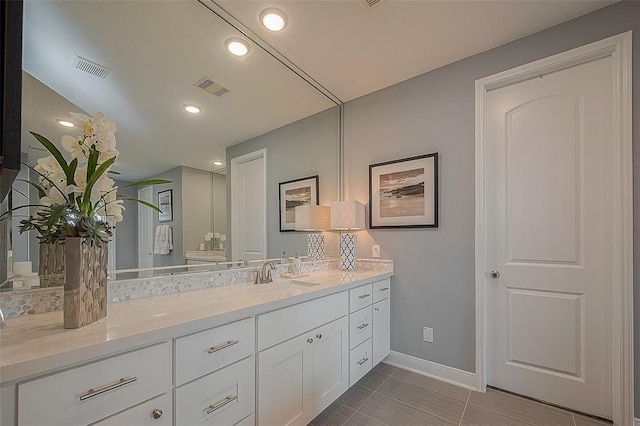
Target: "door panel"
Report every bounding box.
[486,56,612,418]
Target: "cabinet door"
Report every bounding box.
[372,298,391,366]
[311,316,349,414]
[258,334,312,426]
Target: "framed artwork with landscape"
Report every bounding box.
[369,153,438,228]
[279,175,319,232]
[158,189,173,223]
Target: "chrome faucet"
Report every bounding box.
[254,261,276,284]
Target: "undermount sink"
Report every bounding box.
[291,279,321,287]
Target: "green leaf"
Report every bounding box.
[30,132,69,174]
[83,156,116,208]
[118,179,172,189]
[117,196,162,213]
[15,179,46,199]
[86,148,99,184]
[46,204,67,228]
[67,158,78,184]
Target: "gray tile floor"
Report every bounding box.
[308,363,611,426]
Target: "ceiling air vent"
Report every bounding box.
[361,0,383,8]
[72,56,111,79]
[193,76,230,97]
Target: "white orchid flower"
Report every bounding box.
[98,148,119,164]
[34,156,63,175]
[61,135,88,160]
[40,186,67,207]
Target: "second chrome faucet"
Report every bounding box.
[254,261,276,284]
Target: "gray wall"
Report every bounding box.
[151,167,183,267]
[343,0,639,412]
[181,167,213,252]
[226,106,341,259]
[114,180,138,270]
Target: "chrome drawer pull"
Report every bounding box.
[357,357,369,366]
[205,394,238,415]
[379,287,389,291]
[207,339,239,354]
[356,323,369,330]
[79,376,137,401]
[358,293,371,299]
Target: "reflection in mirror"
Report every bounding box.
[2,0,339,291]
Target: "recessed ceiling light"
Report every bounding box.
[225,38,249,57]
[56,119,74,128]
[183,104,201,114]
[260,8,288,32]
[212,161,224,166]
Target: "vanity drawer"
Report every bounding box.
[93,393,171,426]
[175,356,255,426]
[258,291,348,350]
[372,278,391,303]
[349,339,373,386]
[349,284,373,313]
[175,317,255,386]
[18,343,171,426]
[349,306,372,350]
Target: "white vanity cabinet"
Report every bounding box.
[257,292,350,426]
[4,271,393,426]
[173,317,256,425]
[17,343,171,426]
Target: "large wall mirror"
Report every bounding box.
[2,0,340,291]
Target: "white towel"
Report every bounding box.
[153,225,173,255]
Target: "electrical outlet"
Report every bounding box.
[423,327,433,343]
[372,245,381,258]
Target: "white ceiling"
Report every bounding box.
[218,0,616,102]
[22,0,335,181]
[22,0,615,180]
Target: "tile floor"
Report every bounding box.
[308,363,611,426]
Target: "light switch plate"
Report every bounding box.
[423,327,433,343]
[372,245,381,258]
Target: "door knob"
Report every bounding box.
[489,270,500,279]
[151,409,163,419]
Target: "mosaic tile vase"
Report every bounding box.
[38,243,65,288]
[63,237,108,329]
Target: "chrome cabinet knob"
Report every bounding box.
[316,333,322,339]
[307,338,314,344]
[489,270,500,279]
[151,409,163,420]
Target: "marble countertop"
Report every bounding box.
[0,269,392,384]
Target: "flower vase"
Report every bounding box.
[63,237,108,329]
[38,243,65,288]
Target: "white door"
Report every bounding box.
[231,150,266,261]
[137,186,154,270]
[311,317,349,414]
[485,56,613,417]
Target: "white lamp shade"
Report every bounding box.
[331,201,365,230]
[295,205,331,231]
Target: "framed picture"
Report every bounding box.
[369,153,438,228]
[158,189,173,222]
[279,175,319,232]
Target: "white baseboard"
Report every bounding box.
[634,417,640,426]
[384,351,477,390]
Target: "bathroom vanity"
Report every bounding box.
[0,268,392,425]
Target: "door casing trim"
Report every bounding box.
[474,32,633,425]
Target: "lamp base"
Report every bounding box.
[339,233,357,270]
[307,233,325,261]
